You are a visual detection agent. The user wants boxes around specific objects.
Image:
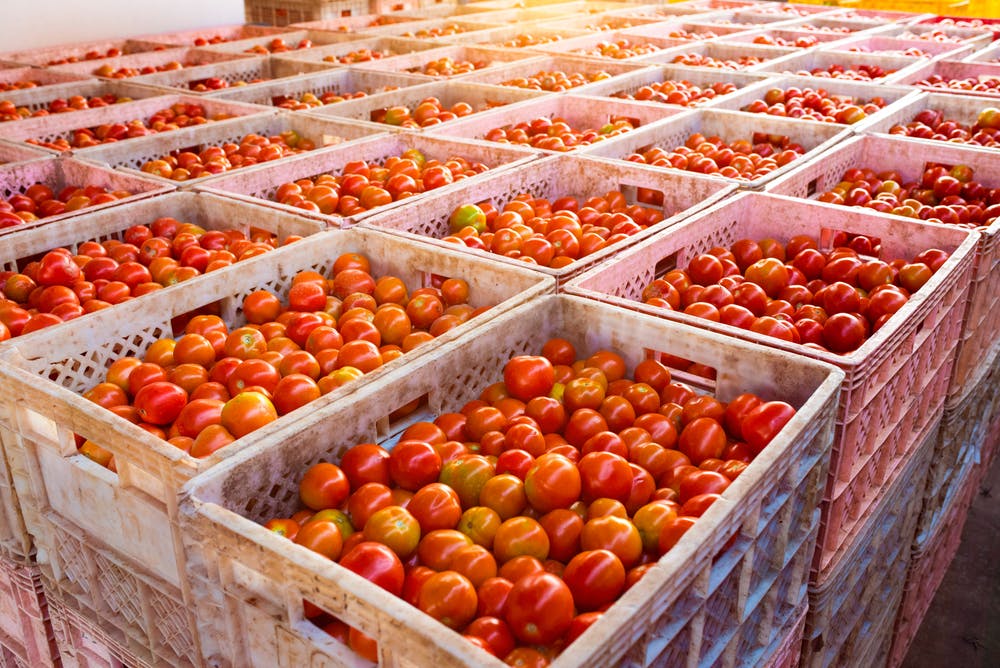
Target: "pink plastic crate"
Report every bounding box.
[360,153,736,286]
[763,605,807,668]
[454,54,649,93]
[0,143,48,166]
[440,25,593,48]
[801,414,934,668]
[888,457,979,668]
[244,0,370,27]
[831,34,973,59]
[47,47,254,79]
[360,17,505,40]
[48,595,152,668]
[618,19,759,43]
[880,22,994,48]
[0,68,91,95]
[962,39,1000,63]
[643,41,800,71]
[205,68,429,109]
[565,191,978,578]
[0,558,58,668]
[0,80,172,123]
[348,44,538,77]
[195,132,539,226]
[0,156,174,238]
[779,15,896,34]
[713,27,859,49]
[128,54,337,95]
[755,48,928,81]
[191,29,360,56]
[291,13,419,33]
[271,35,446,70]
[832,8,933,24]
[528,30,689,60]
[737,2,842,18]
[535,12,679,34]
[138,24,296,47]
[578,63,769,108]
[886,58,1000,98]
[0,39,172,68]
[765,134,1000,402]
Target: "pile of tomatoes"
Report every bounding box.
[498,69,614,93]
[140,130,316,181]
[0,216,297,340]
[264,340,798,664]
[441,190,665,268]
[789,64,896,81]
[574,39,664,59]
[614,79,739,107]
[75,253,488,468]
[406,57,495,77]
[914,74,1000,95]
[0,183,135,230]
[669,53,768,70]
[401,24,476,39]
[272,151,492,217]
[623,132,805,182]
[242,38,314,54]
[271,86,400,111]
[740,87,887,125]
[887,106,1000,149]
[25,103,235,151]
[482,116,638,152]
[323,48,395,64]
[0,80,45,93]
[640,232,948,353]
[94,61,191,78]
[370,97,504,129]
[0,94,132,122]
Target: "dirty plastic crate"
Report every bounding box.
[179,293,842,668]
[361,153,735,286]
[119,54,338,96]
[888,454,978,668]
[580,108,851,188]
[886,59,1000,98]
[800,414,935,668]
[753,48,929,81]
[577,63,768,107]
[763,604,807,668]
[603,3,739,20]
[269,36,442,69]
[0,39,172,68]
[75,112,380,188]
[205,68,430,109]
[47,593,160,668]
[706,74,919,133]
[0,557,58,667]
[454,54,649,93]
[830,34,974,59]
[196,132,539,226]
[305,79,547,130]
[347,44,539,77]
[566,191,978,578]
[0,94,275,156]
[138,24,297,47]
[737,2,844,19]
[0,226,552,668]
[527,30,689,60]
[765,134,1000,402]
[640,41,800,70]
[245,0,370,26]
[830,8,934,24]
[0,68,92,96]
[0,143,49,166]
[0,80,175,123]
[878,22,994,48]
[48,47,254,79]
[0,156,174,238]
[963,40,1000,63]
[422,93,686,153]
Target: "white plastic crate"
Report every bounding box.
[0,226,552,668]
[581,107,851,188]
[359,17,506,40]
[193,29,361,56]
[527,30,689,60]
[565,191,977,579]
[736,2,843,19]
[578,63,769,107]
[205,68,430,109]
[422,93,687,153]
[138,24,297,47]
[640,41,799,70]
[778,15,897,34]
[706,74,920,133]
[828,8,933,24]
[886,58,1000,98]
[756,48,930,81]
[269,36,442,69]
[0,39,172,68]
[347,44,539,77]
[244,0,370,27]
[0,94,275,156]
[859,90,1000,142]
[765,134,1000,403]
[711,27,862,50]
[0,68,92,96]
[963,39,1000,63]
[304,79,547,130]
[361,153,735,285]
[180,293,842,668]
[75,112,381,188]
[435,24,593,48]
[47,47,254,79]
[830,34,974,59]
[878,22,994,49]
[0,80,175,122]
[196,132,539,226]
[0,156,174,238]
[603,3,734,20]
[453,54,649,93]
[0,143,49,166]
[619,19,762,42]
[291,13,420,33]
[534,12,678,33]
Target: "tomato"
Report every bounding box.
[173,398,223,438]
[681,493,721,518]
[458,506,502,549]
[580,515,642,568]
[633,413,678,448]
[402,565,435,607]
[524,453,581,513]
[220,391,277,438]
[745,257,790,298]
[566,611,603,645]
[503,423,546,458]
[564,408,609,448]
[586,350,626,383]
[465,616,515,659]
[439,454,495,508]
[293,520,342,560]
[503,647,550,667]
[477,577,514,619]
[363,505,420,559]
[723,393,762,440]
[272,374,320,415]
[562,549,626,611]
[496,449,535,480]
[741,401,796,454]
[505,572,574,646]
[190,424,236,458]
[480,474,528,520]
[84,382,129,409]
[347,483,394,530]
[348,627,378,663]
[417,529,473,571]
[133,381,187,426]
[562,378,605,413]
[298,463,350,511]
[407,482,462,532]
[503,356,555,402]
[537,508,583,563]
[224,326,267,359]
[658,515,697,554]
[678,417,727,465]
[388,440,442,491]
[493,516,550,564]
[418,571,478,630]
[339,541,405,596]
[633,501,679,553]
[678,470,730,504]
[577,451,633,503]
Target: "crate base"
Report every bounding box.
[0,557,58,668]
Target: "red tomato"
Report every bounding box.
[417,571,478,630]
[658,516,697,554]
[133,381,187,426]
[294,520,342,560]
[407,482,462,532]
[503,355,555,402]
[478,576,514,618]
[299,462,350,511]
[505,572,574,646]
[493,517,550,564]
[577,451,633,503]
[363,505,420,559]
[465,616,515,658]
[678,470,730,504]
[340,443,391,488]
[524,453,581,513]
[677,417,727,464]
[562,549,626,611]
[538,508,584,563]
[580,515,642,568]
[339,541,405,596]
[741,401,796,453]
[388,440,443,491]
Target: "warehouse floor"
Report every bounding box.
[902,452,1000,668]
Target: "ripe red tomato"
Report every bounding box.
[417,571,478,630]
[493,516,550,564]
[505,572,575,646]
[503,355,555,402]
[339,541,405,596]
[562,549,626,611]
[340,443,391,488]
[465,616,515,659]
[741,401,796,453]
[407,482,462,532]
[577,451,632,503]
[524,453,581,513]
[299,462,350,511]
[388,440,443,491]
[678,417,727,464]
[133,381,187,426]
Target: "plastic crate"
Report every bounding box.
[0,39,171,68]
[0,68,92,96]
[577,63,768,106]
[753,47,929,80]
[0,156,174,238]
[0,558,57,667]
[888,456,979,668]
[193,29,361,56]
[580,108,851,188]
[527,30,689,60]
[706,74,919,132]
[0,80,174,123]
[137,24,297,47]
[454,54,649,92]
[268,36,443,69]
[291,13,420,32]
[0,143,49,166]
[47,47,254,79]
[737,2,846,18]
[962,39,1000,62]
[0,94,274,156]
[47,593,155,668]
[831,8,935,23]
[887,58,1000,97]
[205,68,430,109]
[765,134,1000,402]
[617,19,760,42]
[603,3,740,20]
[879,21,994,47]
[75,112,380,188]
[800,414,935,668]
[359,18,506,40]
[565,191,978,578]
[830,33,973,58]
[0,226,552,668]
[762,604,807,668]
[305,79,546,130]
[640,41,800,70]
[245,0,370,26]
[196,132,539,226]
[710,27,861,49]
[435,24,593,48]
[346,44,539,77]
[778,15,897,33]
[422,93,686,153]
[370,0,422,13]
[180,293,842,668]
[360,153,735,285]
[534,12,680,33]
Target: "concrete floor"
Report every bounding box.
[902,454,1000,668]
